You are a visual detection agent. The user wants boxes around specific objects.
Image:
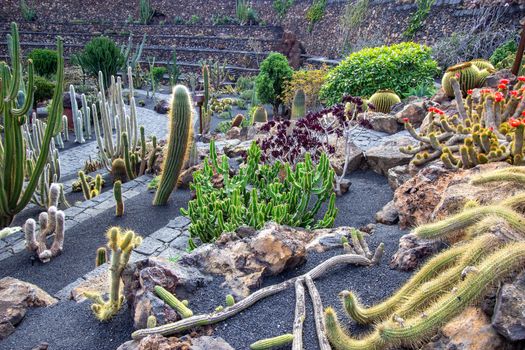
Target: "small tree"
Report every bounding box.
[255,52,293,116]
[77,36,125,88]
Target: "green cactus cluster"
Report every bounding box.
[76,171,103,200]
[401,77,525,169]
[181,140,338,249]
[368,89,401,114]
[0,23,65,228]
[85,227,142,321]
[152,85,193,206]
[291,89,306,119]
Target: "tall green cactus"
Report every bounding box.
[114,180,124,217]
[153,85,193,205]
[291,89,306,119]
[0,23,64,228]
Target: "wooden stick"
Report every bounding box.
[131,253,372,339]
[292,278,306,350]
[304,275,331,350]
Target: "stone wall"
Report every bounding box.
[0,0,524,59]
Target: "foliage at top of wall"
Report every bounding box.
[139,0,155,24]
[306,0,327,32]
[403,0,435,38]
[490,39,518,66]
[319,42,439,106]
[20,0,36,21]
[343,0,369,29]
[273,0,294,19]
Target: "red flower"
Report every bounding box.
[511,90,519,97]
[428,107,436,113]
[467,89,473,95]
[403,117,409,123]
[518,76,525,82]
[500,79,510,85]
[494,92,504,102]
[489,126,494,131]
[498,83,508,90]
[509,118,521,127]
[481,89,492,94]
[522,111,525,117]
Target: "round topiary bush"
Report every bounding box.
[255,52,293,115]
[28,49,58,77]
[319,42,439,106]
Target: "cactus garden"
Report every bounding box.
[1,1,525,350]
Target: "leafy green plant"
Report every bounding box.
[151,66,167,83]
[490,39,518,67]
[255,52,293,115]
[273,0,294,19]
[406,82,436,98]
[33,76,55,104]
[181,141,338,249]
[403,0,435,38]
[187,15,200,25]
[28,49,57,77]
[319,42,438,106]
[20,0,36,21]
[236,0,258,25]
[76,36,125,88]
[305,0,327,32]
[236,76,255,92]
[212,14,239,25]
[215,120,232,133]
[139,0,155,24]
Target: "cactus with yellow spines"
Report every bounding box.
[250,334,294,350]
[153,85,193,205]
[441,62,480,97]
[154,285,193,318]
[477,68,495,87]
[225,294,235,307]
[0,23,65,228]
[112,158,128,183]
[470,59,495,71]
[324,242,525,350]
[147,315,157,328]
[85,227,142,321]
[368,90,401,114]
[96,247,107,267]
[401,76,525,169]
[114,181,124,217]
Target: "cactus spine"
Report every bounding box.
[253,106,268,123]
[441,62,480,97]
[85,227,142,321]
[291,89,306,119]
[96,247,107,267]
[0,23,64,228]
[368,90,401,114]
[250,334,294,350]
[153,85,193,205]
[114,180,124,217]
[154,285,194,318]
[470,59,495,71]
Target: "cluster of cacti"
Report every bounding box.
[77,171,103,200]
[120,33,146,72]
[0,23,65,228]
[368,89,401,113]
[441,59,496,97]
[181,140,337,249]
[401,76,525,169]
[253,106,268,123]
[24,205,65,263]
[114,181,124,217]
[154,285,194,318]
[291,89,306,119]
[69,85,91,143]
[85,227,142,321]
[153,85,193,206]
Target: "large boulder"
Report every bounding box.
[422,307,505,350]
[386,164,412,190]
[122,258,212,329]
[394,101,428,126]
[0,277,57,340]
[116,335,233,350]
[365,137,415,175]
[389,233,447,271]
[485,69,516,89]
[492,271,525,341]
[363,112,400,134]
[154,99,169,114]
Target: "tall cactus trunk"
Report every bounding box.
[152,85,193,205]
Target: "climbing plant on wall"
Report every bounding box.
[403,0,436,38]
[273,0,294,19]
[306,0,327,32]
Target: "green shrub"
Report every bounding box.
[76,36,125,87]
[407,82,437,98]
[180,141,337,249]
[273,0,294,19]
[33,76,55,103]
[28,49,57,77]
[236,75,255,91]
[490,39,517,67]
[151,66,167,83]
[215,120,232,133]
[305,0,327,32]
[20,0,37,21]
[255,52,293,114]
[319,42,438,106]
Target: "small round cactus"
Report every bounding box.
[368,90,401,114]
[111,158,128,184]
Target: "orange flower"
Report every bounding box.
[509,118,521,127]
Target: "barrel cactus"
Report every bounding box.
[153,85,193,205]
[477,68,495,87]
[470,59,495,71]
[253,106,268,123]
[231,114,244,128]
[368,90,401,114]
[442,62,480,97]
[291,89,306,119]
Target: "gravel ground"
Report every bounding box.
[0,189,190,294]
[0,170,409,350]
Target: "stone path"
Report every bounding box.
[0,175,152,262]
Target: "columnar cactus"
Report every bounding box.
[112,158,128,183]
[441,62,480,97]
[368,90,400,114]
[250,334,294,350]
[0,23,64,228]
[253,106,268,123]
[96,247,107,267]
[25,206,65,263]
[69,85,85,144]
[114,180,124,217]
[85,227,142,321]
[154,285,194,318]
[291,89,306,119]
[231,114,244,128]
[153,85,193,206]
